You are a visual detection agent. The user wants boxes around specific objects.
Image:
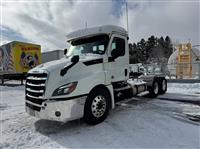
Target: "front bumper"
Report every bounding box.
[26,96,87,122]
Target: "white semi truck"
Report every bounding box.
[25,25,167,125]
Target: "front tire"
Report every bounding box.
[84,88,110,125]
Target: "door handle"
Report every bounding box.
[125,69,128,76]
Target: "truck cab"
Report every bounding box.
[25,25,167,125]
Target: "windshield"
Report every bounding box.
[66,34,109,57]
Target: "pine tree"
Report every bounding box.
[165,36,173,58]
[129,43,133,56]
[146,35,156,62]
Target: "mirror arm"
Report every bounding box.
[64,48,68,55]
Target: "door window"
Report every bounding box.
[111,37,125,56]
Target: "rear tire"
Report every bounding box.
[84,88,110,125]
[148,80,159,98]
[159,79,167,94]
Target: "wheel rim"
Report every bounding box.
[91,95,106,118]
[154,82,159,95]
[162,80,166,91]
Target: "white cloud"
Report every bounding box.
[124,1,200,44]
[1,0,119,51]
[1,0,199,52]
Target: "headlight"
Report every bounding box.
[52,82,78,96]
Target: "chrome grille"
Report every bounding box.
[25,72,48,111]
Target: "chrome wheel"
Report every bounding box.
[91,95,106,118]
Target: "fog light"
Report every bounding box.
[55,111,61,117]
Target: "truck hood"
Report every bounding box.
[29,54,103,72]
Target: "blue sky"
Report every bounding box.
[2,26,28,42]
[1,0,199,52]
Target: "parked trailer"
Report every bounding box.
[25,25,167,125]
[0,41,41,85]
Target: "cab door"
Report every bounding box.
[104,34,129,84]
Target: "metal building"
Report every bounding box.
[42,50,64,63]
[168,46,200,79]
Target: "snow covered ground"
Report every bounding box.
[167,83,200,95]
[0,82,200,148]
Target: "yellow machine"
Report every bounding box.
[176,43,192,78]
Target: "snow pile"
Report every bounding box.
[168,83,200,95]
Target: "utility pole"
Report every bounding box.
[126,2,129,36]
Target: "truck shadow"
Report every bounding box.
[34,98,155,136]
[34,118,85,135]
[34,118,102,148]
[33,98,149,148]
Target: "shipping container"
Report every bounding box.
[0,41,41,84]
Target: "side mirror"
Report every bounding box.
[71,55,79,63]
[111,48,120,59]
[60,55,79,76]
[64,48,68,55]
